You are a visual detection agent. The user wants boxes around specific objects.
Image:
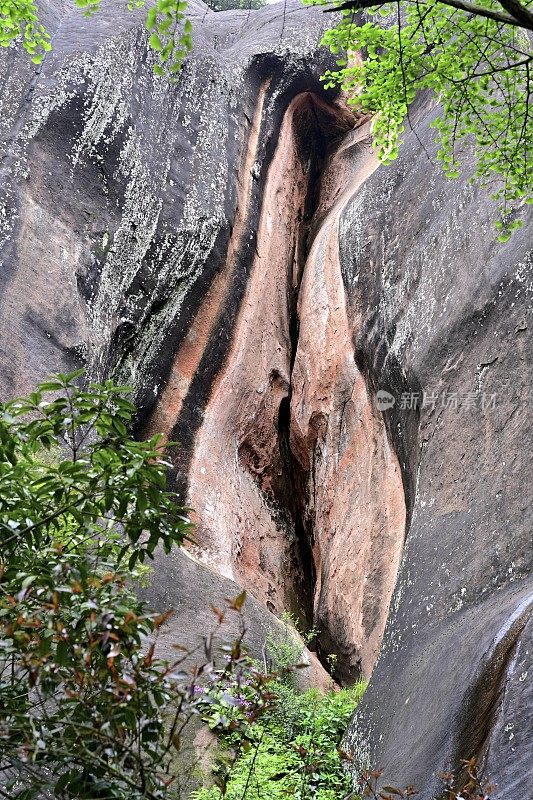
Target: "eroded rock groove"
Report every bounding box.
[144,86,407,683]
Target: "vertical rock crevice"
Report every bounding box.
[183,90,340,620]
[145,85,408,684]
[288,120,407,682]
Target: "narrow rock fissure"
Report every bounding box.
[273,97,335,648]
[271,100,346,662]
[276,395,315,633]
[277,238,316,637]
[147,87,407,685]
[274,96,408,682]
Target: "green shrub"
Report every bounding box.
[193,681,367,800]
[264,610,320,686]
[0,373,271,800]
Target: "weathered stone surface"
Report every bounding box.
[138,547,332,692]
[1,3,531,799]
[289,122,406,683]
[138,551,333,798]
[338,94,532,798]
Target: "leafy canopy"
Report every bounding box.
[0,371,189,568]
[5,0,530,238]
[0,0,192,76]
[306,0,532,239]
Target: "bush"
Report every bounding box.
[263,610,321,687]
[193,680,367,800]
[0,373,272,800]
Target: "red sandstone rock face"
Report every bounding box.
[145,80,273,445]
[290,125,405,681]
[140,87,406,683]
[186,91,311,614]
[151,94,406,681]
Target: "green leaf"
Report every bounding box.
[146,7,157,29]
[149,33,163,51]
[56,640,70,666]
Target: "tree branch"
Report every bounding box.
[498,0,533,29]
[323,0,533,31]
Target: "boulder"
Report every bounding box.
[138,546,332,693]
[337,93,532,799]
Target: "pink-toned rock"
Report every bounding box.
[290,123,405,681]
[183,107,406,681]
[186,92,312,614]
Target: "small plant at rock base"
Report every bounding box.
[265,610,320,684]
[326,651,338,674]
[437,758,495,800]
[192,680,367,800]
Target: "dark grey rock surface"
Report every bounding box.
[340,95,532,799]
[0,0,337,404]
[138,547,331,691]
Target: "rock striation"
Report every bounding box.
[0,2,531,798]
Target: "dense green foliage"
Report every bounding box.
[306,0,532,238]
[0,0,192,75]
[0,373,274,799]
[0,372,189,797]
[188,607,366,799]
[193,681,367,800]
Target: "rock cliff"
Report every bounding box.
[0,1,531,798]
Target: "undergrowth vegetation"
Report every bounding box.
[0,373,270,799]
[0,373,366,800]
[192,681,367,800]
